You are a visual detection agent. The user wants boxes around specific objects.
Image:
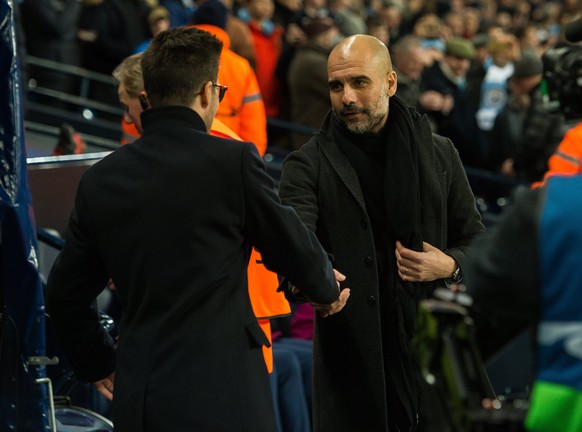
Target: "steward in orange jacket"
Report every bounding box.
[208,119,290,372]
[192,23,268,155]
[533,122,582,188]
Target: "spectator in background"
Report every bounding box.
[462,7,481,40]
[20,0,81,96]
[134,6,171,53]
[366,14,389,46]
[245,0,285,119]
[301,0,329,20]
[270,0,302,30]
[77,0,146,75]
[466,33,489,112]
[77,0,147,105]
[402,0,427,31]
[255,0,307,127]
[420,37,486,167]
[111,53,144,144]
[475,33,517,138]
[287,16,339,149]
[412,13,445,64]
[328,0,366,37]
[443,10,464,38]
[378,1,404,43]
[159,0,195,26]
[191,0,268,154]
[391,35,426,110]
[489,52,564,182]
[220,0,258,68]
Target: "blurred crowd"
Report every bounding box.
[15,0,582,182]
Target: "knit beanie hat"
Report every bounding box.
[192,0,228,30]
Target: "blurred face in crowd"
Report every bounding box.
[328,35,397,134]
[118,83,144,133]
[367,23,389,46]
[510,74,542,97]
[381,5,402,29]
[150,17,170,38]
[463,8,481,37]
[444,54,471,78]
[247,0,275,21]
[396,45,426,80]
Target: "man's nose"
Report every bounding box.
[341,85,357,106]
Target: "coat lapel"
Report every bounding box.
[318,131,367,213]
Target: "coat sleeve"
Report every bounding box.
[46,179,116,383]
[240,142,339,305]
[441,137,486,269]
[464,186,541,358]
[278,146,320,233]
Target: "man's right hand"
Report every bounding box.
[311,269,350,318]
[313,287,350,317]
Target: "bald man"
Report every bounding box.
[279,35,484,432]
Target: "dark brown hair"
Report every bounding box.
[141,27,223,107]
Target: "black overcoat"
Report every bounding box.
[279,107,485,432]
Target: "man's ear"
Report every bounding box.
[198,81,213,108]
[138,91,151,110]
[387,70,398,96]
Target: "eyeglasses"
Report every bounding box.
[212,82,228,102]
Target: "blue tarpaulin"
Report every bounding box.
[1,0,49,429]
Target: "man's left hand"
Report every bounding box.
[94,373,115,401]
[395,241,456,282]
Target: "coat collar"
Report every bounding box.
[141,105,207,134]
[313,98,435,212]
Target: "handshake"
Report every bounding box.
[279,269,350,318]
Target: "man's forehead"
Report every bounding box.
[328,58,377,81]
[328,49,384,74]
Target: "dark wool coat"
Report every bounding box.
[47,106,340,432]
[279,105,485,432]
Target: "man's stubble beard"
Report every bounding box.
[337,88,390,134]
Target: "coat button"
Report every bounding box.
[360,219,368,229]
[367,296,376,306]
[364,256,373,266]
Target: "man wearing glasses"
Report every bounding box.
[46,27,349,431]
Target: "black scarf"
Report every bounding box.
[332,96,423,269]
[333,96,424,431]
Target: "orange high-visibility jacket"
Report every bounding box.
[121,121,140,145]
[193,24,268,156]
[534,122,582,188]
